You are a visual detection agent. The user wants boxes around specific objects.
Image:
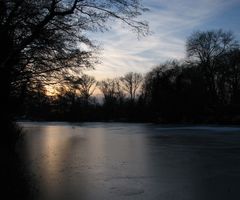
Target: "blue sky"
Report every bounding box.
[85,0,240,80]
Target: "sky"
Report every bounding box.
[85,0,240,80]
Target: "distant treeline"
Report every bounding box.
[17,30,240,123]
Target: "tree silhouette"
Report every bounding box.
[65,74,97,105]
[216,48,240,104]
[120,72,143,102]
[186,29,239,105]
[98,78,124,105]
[78,74,97,103]
[0,0,148,119]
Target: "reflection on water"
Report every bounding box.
[19,122,240,200]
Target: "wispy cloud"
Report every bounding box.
[85,0,240,80]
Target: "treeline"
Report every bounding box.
[18,29,240,123]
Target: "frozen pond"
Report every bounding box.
[19,122,240,200]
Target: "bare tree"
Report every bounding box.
[78,74,96,101]
[63,74,97,105]
[98,79,116,103]
[120,72,143,101]
[186,29,239,103]
[98,78,124,104]
[74,75,96,103]
[0,0,149,117]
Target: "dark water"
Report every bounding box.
[18,122,240,200]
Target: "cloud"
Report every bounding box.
[85,0,240,80]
